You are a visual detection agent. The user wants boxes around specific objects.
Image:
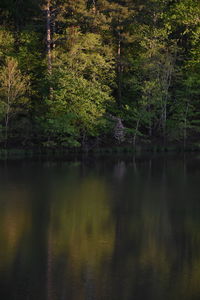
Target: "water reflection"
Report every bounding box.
[0,157,200,299]
[0,189,31,272]
[48,177,114,299]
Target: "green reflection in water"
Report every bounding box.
[0,188,31,272]
[51,178,114,264]
[47,174,115,299]
[0,158,200,300]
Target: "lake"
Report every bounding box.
[0,154,200,300]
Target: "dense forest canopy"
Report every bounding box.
[0,0,200,150]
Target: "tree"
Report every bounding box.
[0,57,29,146]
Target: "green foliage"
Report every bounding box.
[51,71,113,134]
[0,28,14,62]
[38,113,81,148]
[0,0,200,148]
[0,57,30,143]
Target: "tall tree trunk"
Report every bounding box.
[51,6,57,57]
[5,80,11,148]
[46,0,52,75]
[148,102,152,137]
[52,20,56,55]
[117,34,122,106]
[5,107,9,148]
[92,0,96,14]
[133,118,140,147]
[161,55,173,143]
[162,95,167,146]
[161,50,176,142]
[183,103,189,149]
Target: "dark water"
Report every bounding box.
[0,155,200,300]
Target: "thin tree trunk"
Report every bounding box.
[162,95,167,146]
[52,20,56,55]
[183,103,189,149]
[148,103,152,137]
[5,112,9,142]
[133,118,140,147]
[161,50,176,142]
[92,0,96,14]
[162,64,172,143]
[46,0,52,75]
[5,79,11,148]
[117,35,122,105]
[5,113,9,148]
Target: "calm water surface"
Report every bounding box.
[0,155,200,300]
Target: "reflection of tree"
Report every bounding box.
[173,214,200,300]
[48,176,114,299]
[139,163,172,279]
[114,161,126,181]
[1,159,200,300]
[111,175,173,299]
[0,189,31,272]
[109,158,200,300]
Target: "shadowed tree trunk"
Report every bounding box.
[117,33,122,106]
[46,0,52,75]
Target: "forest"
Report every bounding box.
[0,0,200,151]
